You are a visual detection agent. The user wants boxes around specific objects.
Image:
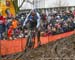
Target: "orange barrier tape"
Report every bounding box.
[0,31,75,55]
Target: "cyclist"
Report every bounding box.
[23,9,41,51]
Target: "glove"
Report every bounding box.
[23,26,27,29]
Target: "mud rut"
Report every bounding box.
[1,34,75,60]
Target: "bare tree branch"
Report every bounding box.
[27,0,33,4]
[26,0,41,5]
[19,0,26,8]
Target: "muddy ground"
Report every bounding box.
[1,34,75,60]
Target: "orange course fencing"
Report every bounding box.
[0,31,75,56]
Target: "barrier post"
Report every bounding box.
[0,40,2,60]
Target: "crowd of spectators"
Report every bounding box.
[41,9,75,36]
[0,9,75,40]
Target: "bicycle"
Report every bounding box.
[24,28,35,52]
[24,19,41,52]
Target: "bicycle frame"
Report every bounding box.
[27,29,34,48]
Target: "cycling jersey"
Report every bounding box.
[23,12,41,28]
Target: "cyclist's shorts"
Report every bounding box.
[29,21,37,30]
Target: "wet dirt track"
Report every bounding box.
[1,34,75,60]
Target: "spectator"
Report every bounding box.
[73,9,75,17]
[7,25,13,40]
[11,18,19,38]
[62,12,68,20]
[0,15,6,40]
[11,18,19,29]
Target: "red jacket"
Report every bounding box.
[0,16,6,24]
[73,10,75,16]
[8,26,13,37]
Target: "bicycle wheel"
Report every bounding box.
[27,30,33,48]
